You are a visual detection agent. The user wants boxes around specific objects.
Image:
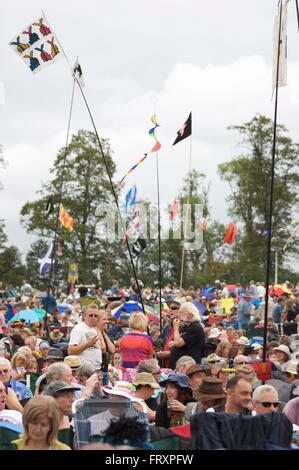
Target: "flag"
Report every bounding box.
[68,263,78,283]
[195,218,208,232]
[39,243,53,275]
[124,184,137,212]
[169,200,180,220]
[223,223,237,244]
[173,112,192,146]
[46,197,54,217]
[73,58,85,87]
[9,16,61,73]
[59,204,75,232]
[132,237,147,257]
[55,243,63,257]
[122,208,140,244]
[272,0,289,96]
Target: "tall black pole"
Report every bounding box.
[155,144,163,333]
[262,0,283,368]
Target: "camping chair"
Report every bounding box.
[72,398,150,449]
[0,426,19,450]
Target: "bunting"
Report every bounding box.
[59,204,75,232]
[119,116,161,186]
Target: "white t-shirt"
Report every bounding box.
[69,322,102,368]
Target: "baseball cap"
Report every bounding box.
[39,341,50,350]
[46,381,81,396]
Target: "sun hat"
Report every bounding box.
[237,336,250,346]
[46,381,81,396]
[251,343,263,351]
[64,355,81,369]
[194,377,226,402]
[158,373,191,392]
[133,372,160,389]
[39,341,50,350]
[273,344,292,360]
[208,328,221,339]
[49,329,64,342]
[47,348,64,361]
[186,364,211,378]
[235,364,254,375]
[243,346,256,356]
[284,361,298,376]
[206,353,221,363]
[102,381,136,399]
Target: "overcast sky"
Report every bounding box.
[1,0,299,273]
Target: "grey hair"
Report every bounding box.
[76,363,97,378]
[181,302,201,322]
[137,358,159,374]
[175,356,196,368]
[252,385,278,403]
[46,362,72,384]
[0,358,11,369]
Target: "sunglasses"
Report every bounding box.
[257,401,279,408]
[170,306,179,310]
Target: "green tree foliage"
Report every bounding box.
[218,114,299,281]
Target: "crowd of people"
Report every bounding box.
[0,277,299,450]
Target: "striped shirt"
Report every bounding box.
[119,332,154,368]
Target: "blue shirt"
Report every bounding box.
[8,380,33,400]
[272,304,283,323]
[237,300,251,322]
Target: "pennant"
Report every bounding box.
[73,58,85,87]
[272,0,289,97]
[68,263,78,283]
[223,223,237,244]
[169,200,180,220]
[122,207,140,244]
[39,243,53,275]
[124,184,137,212]
[46,197,54,217]
[59,204,75,232]
[173,112,192,146]
[9,16,61,73]
[132,237,147,257]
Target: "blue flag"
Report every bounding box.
[124,184,137,212]
[39,243,53,275]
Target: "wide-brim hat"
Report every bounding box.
[237,336,250,346]
[64,355,81,369]
[273,344,292,360]
[133,372,160,389]
[158,373,192,393]
[102,381,136,399]
[209,328,221,339]
[195,376,226,402]
[284,361,298,375]
[186,364,210,378]
[50,330,64,341]
[206,353,221,363]
[166,299,182,307]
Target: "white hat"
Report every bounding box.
[208,328,221,339]
[284,361,298,376]
[237,336,250,346]
[251,343,263,351]
[273,344,292,360]
[102,381,136,400]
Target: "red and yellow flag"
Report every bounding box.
[59,204,75,232]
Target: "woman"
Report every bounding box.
[133,372,160,421]
[215,342,231,360]
[108,350,123,385]
[11,395,71,450]
[272,344,292,370]
[119,312,154,368]
[96,311,116,386]
[155,374,193,428]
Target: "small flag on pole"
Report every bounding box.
[46,197,54,217]
[68,263,78,283]
[223,223,237,244]
[59,204,75,232]
[124,184,137,212]
[272,0,289,97]
[169,200,180,220]
[132,237,147,257]
[9,16,61,73]
[73,58,85,87]
[39,243,53,275]
[173,112,192,146]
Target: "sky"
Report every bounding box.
[1,0,299,274]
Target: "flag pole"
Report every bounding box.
[41,10,146,314]
[262,0,283,373]
[154,106,163,332]
[179,134,192,290]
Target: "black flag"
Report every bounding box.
[46,197,54,217]
[132,237,146,257]
[173,112,192,146]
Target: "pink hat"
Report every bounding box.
[102,381,136,399]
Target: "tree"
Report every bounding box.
[218,114,299,281]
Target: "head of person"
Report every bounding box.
[39,341,50,358]
[24,335,37,351]
[83,304,100,327]
[159,374,192,404]
[194,376,227,411]
[215,342,231,359]
[252,385,279,415]
[186,364,211,393]
[128,312,148,333]
[273,345,291,364]
[46,381,81,416]
[175,356,196,374]
[21,395,60,447]
[64,356,81,377]
[225,376,253,413]
[243,346,258,360]
[283,361,298,382]
[206,353,222,371]
[19,328,32,341]
[27,358,38,374]
[167,300,181,321]
[133,372,160,400]
[11,352,29,370]
[178,303,201,324]
[97,310,108,331]
[75,363,97,386]
[102,382,137,416]
[136,358,161,382]
[46,362,73,385]
[0,358,12,385]
[235,365,255,384]
[234,355,249,367]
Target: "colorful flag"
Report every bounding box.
[195,218,208,232]
[73,58,85,87]
[223,223,237,244]
[124,184,137,212]
[9,16,61,73]
[39,243,53,275]
[59,205,75,232]
[169,200,180,220]
[272,0,289,96]
[122,208,140,244]
[132,237,147,257]
[173,112,192,146]
[68,263,78,283]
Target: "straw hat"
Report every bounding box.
[49,329,64,342]
[284,361,298,376]
[133,372,160,389]
[64,355,81,369]
[195,377,226,402]
[237,336,250,346]
[273,344,292,360]
[209,328,221,339]
[102,381,136,399]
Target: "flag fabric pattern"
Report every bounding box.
[195,218,208,232]
[122,208,140,244]
[73,58,85,87]
[124,184,137,212]
[272,0,289,96]
[169,200,180,220]
[59,204,75,232]
[39,243,53,275]
[223,223,237,244]
[46,197,54,217]
[68,263,78,283]
[9,16,61,73]
[132,237,147,257]
[173,112,192,146]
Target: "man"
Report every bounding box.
[156,300,181,368]
[0,358,32,406]
[186,364,210,395]
[248,281,258,299]
[252,385,279,415]
[24,335,38,352]
[272,298,284,334]
[235,364,258,385]
[68,304,102,369]
[257,282,266,300]
[168,302,205,370]
[225,375,253,414]
[46,381,81,437]
[234,355,249,367]
[237,294,251,331]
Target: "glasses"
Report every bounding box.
[88,314,99,318]
[0,369,9,374]
[257,401,279,408]
[170,306,179,310]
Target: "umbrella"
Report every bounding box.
[8,310,40,325]
[193,301,207,314]
[32,309,47,322]
[271,284,293,297]
[111,301,160,323]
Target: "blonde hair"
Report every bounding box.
[22,396,60,447]
[11,352,29,369]
[129,312,148,332]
